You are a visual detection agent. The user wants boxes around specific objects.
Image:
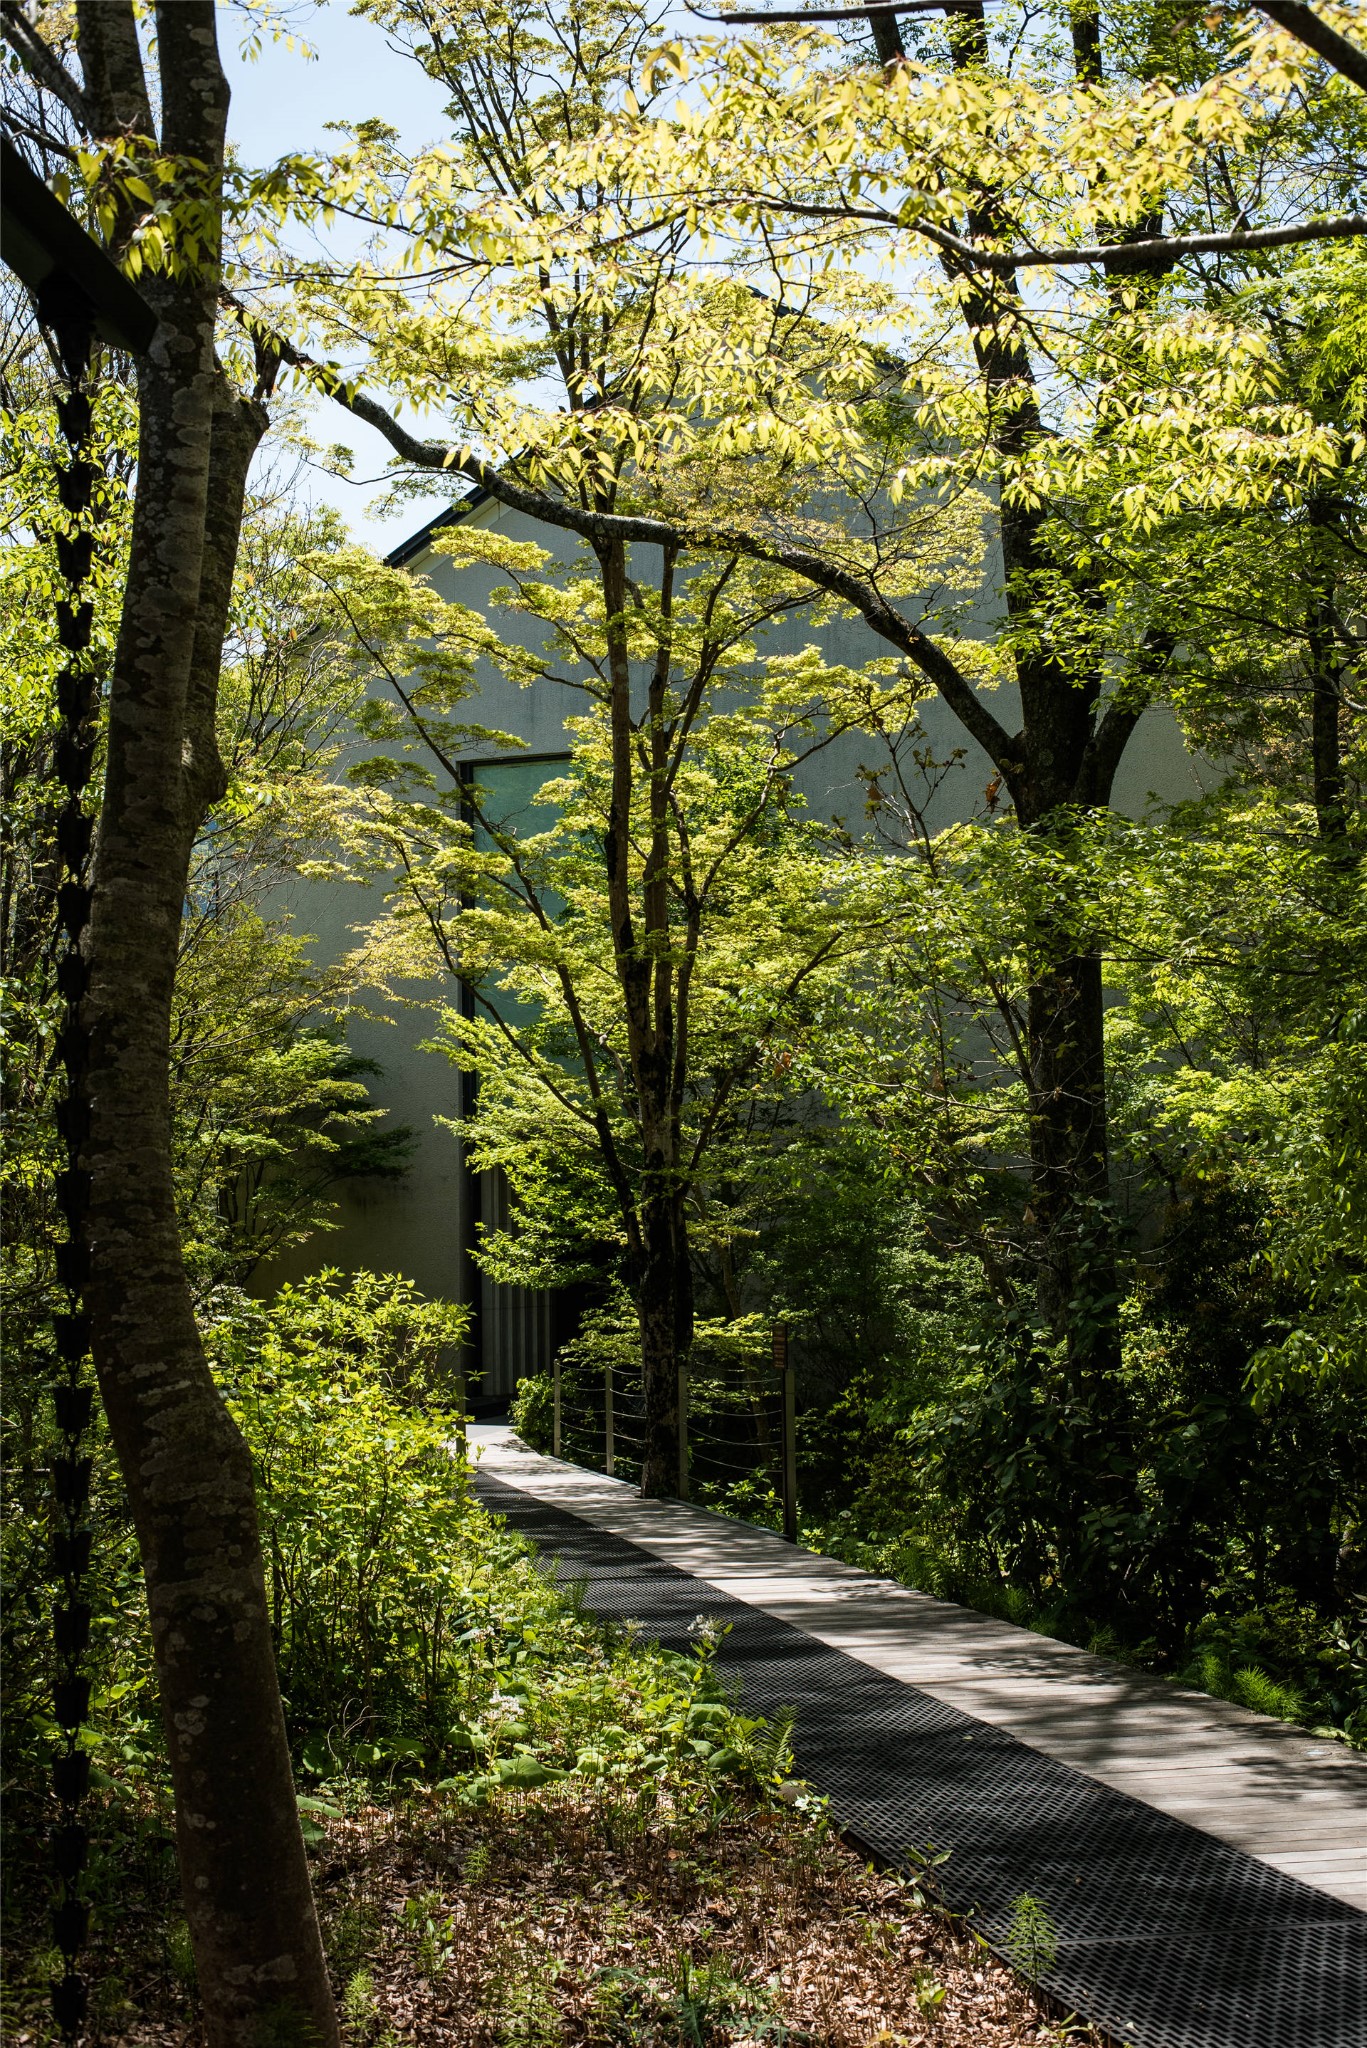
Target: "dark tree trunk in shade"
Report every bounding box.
[635,1189,695,1498]
[872,0,1138,1382]
[1025,944,1117,1381]
[1309,598,1347,846]
[49,5,341,2041]
[593,537,700,1498]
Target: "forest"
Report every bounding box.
[1,0,1364,2044]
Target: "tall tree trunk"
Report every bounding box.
[1025,942,1117,1382]
[1308,595,1346,845]
[874,0,1131,1383]
[85,364,336,2048]
[596,536,696,1497]
[67,4,339,2041]
[635,1187,693,1497]
[1016,714,1122,1380]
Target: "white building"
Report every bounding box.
[260,484,1208,1404]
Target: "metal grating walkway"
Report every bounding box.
[473,1462,1367,2048]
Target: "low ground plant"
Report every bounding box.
[2,1258,1072,2045]
[3,1776,1066,2042]
[298,1784,1056,2048]
[2,1274,788,2038]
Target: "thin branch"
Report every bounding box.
[723,190,1367,268]
[0,109,79,160]
[943,212,1367,270]
[697,0,1367,99]
[0,1,94,132]
[220,291,1016,773]
[689,0,972,18]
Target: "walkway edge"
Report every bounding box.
[469,1424,1367,1914]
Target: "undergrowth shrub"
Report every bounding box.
[511,1366,554,1451]
[4,1270,782,2037]
[206,1270,472,1757]
[4,1269,478,1821]
[1179,1649,1304,1724]
[226,1266,469,1405]
[208,1274,771,1792]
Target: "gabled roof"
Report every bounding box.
[385,484,490,568]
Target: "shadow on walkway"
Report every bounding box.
[475,1466,1367,2048]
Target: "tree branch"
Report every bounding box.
[0,107,79,159]
[701,0,1367,99]
[220,293,1019,775]
[692,0,970,18]
[1,0,95,132]
[723,191,1367,269]
[1076,697,1149,806]
[981,212,1367,269]
[1256,0,1367,94]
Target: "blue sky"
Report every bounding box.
[222,2,452,553]
[215,0,701,556]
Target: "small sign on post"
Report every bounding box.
[774,1323,797,1543]
[552,1353,562,1460]
[605,1361,615,1477]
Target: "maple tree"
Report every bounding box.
[242,0,1363,1486]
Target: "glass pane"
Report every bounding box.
[468,756,565,845]
[464,756,569,1027]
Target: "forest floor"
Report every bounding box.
[5,1783,1087,2047]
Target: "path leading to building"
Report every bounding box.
[469,1424,1367,2048]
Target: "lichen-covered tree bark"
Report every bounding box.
[15,5,340,2040]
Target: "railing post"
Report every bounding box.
[604,1361,615,1477]
[552,1351,562,1460]
[775,1322,797,1543]
[454,1367,467,1463]
[677,1356,690,1500]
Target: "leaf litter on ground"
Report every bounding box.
[305,1780,1082,2048]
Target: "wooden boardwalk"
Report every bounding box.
[470,1424,1367,1915]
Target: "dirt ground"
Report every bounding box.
[309,1784,1085,2047]
[6,1782,1101,2046]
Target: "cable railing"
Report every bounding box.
[551,1351,648,1486]
[551,1325,799,1540]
